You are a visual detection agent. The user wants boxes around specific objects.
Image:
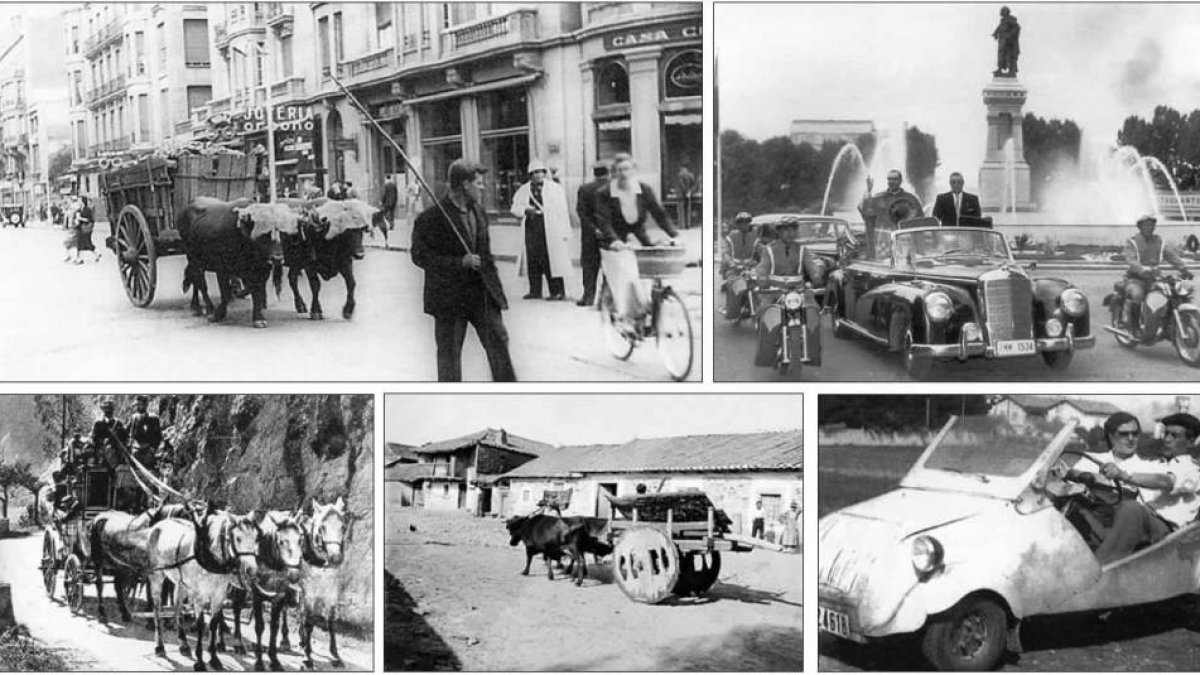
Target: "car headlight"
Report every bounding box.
[924,292,953,322]
[1045,317,1064,337]
[911,535,944,576]
[962,322,982,341]
[1060,288,1087,317]
[783,292,804,311]
[1178,281,1194,297]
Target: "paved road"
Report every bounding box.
[0,531,371,671]
[0,221,700,381]
[715,269,1197,381]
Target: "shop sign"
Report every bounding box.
[273,113,321,167]
[604,21,701,50]
[664,50,703,99]
[229,104,317,135]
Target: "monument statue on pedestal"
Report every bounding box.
[991,6,1020,77]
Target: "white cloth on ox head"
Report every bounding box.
[315,198,378,240]
[236,202,301,240]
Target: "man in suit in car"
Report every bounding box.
[932,172,988,227]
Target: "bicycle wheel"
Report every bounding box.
[599,277,635,360]
[655,287,694,380]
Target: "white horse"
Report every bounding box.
[147,504,274,671]
[228,509,305,671]
[297,497,349,670]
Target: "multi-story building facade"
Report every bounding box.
[200,2,702,224]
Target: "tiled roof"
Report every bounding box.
[1002,395,1120,416]
[502,431,802,479]
[385,442,418,464]
[413,428,551,457]
[384,463,435,483]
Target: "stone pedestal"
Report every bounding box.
[978,77,1034,212]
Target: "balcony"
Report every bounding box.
[584,2,636,26]
[3,134,28,150]
[337,47,394,80]
[207,95,231,115]
[84,18,124,57]
[402,30,432,54]
[440,9,539,58]
[1,97,26,113]
[87,136,133,156]
[85,75,127,107]
[215,4,268,48]
[269,75,306,100]
[266,3,293,30]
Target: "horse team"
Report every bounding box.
[85,497,349,671]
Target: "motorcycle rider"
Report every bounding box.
[721,212,759,320]
[1121,214,1193,330]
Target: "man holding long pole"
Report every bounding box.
[411,160,516,382]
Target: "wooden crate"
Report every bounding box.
[172,153,257,213]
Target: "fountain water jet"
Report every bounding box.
[821,143,866,216]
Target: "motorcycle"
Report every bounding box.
[752,275,823,380]
[1103,273,1200,366]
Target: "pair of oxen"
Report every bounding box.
[177,197,378,329]
[505,513,613,586]
[83,497,348,671]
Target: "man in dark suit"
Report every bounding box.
[411,160,516,382]
[379,175,398,249]
[574,161,609,306]
[932,172,987,227]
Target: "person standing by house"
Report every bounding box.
[780,502,801,551]
[411,159,516,382]
[676,163,696,230]
[74,196,100,263]
[511,159,571,301]
[574,161,610,306]
[751,499,765,539]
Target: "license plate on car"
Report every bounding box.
[996,339,1036,357]
[818,606,852,638]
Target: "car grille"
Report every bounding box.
[983,276,1035,341]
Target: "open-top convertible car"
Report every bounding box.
[827,220,1094,378]
[819,416,1200,670]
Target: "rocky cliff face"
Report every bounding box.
[49,394,375,627]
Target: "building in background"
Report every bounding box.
[988,395,1120,430]
[789,119,875,147]
[398,428,548,514]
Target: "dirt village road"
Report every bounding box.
[384,507,803,671]
[0,532,372,671]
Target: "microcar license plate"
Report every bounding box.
[996,339,1036,357]
[818,606,852,638]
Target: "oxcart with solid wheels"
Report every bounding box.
[101,151,257,307]
[602,491,758,604]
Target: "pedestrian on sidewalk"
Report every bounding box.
[511,159,571,301]
[74,196,100,263]
[378,175,398,249]
[411,159,516,382]
[575,160,609,306]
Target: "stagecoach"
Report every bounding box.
[602,491,763,604]
[101,151,258,307]
[39,462,141,613]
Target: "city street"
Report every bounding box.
[715,268,1198,381]
[1,220,701,381]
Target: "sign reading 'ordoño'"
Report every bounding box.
[228,104,316,135]
[603,21,701,51]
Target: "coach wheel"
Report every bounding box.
[612,527,679,604]
[64,554,85,613]
[41,531,57,598]
[115,204,157,308]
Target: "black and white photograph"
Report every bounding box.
[0,394,373,671]
[819,394,1200,671]
[0,2,701,382]
[716,3,1200,381]
[384,393,802,671]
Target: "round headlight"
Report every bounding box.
[1060,288,1087,317]
[924,292,953,322]
[1045,317,1064,337]
[783,292,804,311]
[962,322,982,342]
[911,535,944,575]
[1178,281,1194,297]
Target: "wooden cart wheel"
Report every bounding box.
[115,204,157,307]
[674,550,722,597]
[64,554,85,613]
[41,530,57,598]
[612,527,680,604]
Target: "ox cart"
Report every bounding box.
[603,491,760,604]
[101,152,257,307]
[39,464,139,613]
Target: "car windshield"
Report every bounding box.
[894,229,1011,262]
[756,217,839,241]
[922,416,1056,478]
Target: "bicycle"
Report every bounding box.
[597,246,694,381]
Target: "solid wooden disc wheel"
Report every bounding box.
[612,527,680,604]
[64,554,85,613]
[674,550,722,597]
[115,204,157,307]
[41,530,57,598]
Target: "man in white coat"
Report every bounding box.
[511,159,572,300]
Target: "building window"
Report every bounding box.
[134,31,146,75]
[662,49,702,100]
[375,3,393,49]
[478,88,529,213]
[186,85,211,117]
[278,34,294,79]
[401,3,422,53]
[160,88,171,140]
[596,118,631,161]
[419,98,463,198]
[595,60,629,107]
[137,94,150,140]
[317,16,330,75]
[522,489,530,503]
[760,493,782,523]
[333,12,344,63]
[443,3,485,28]
[183,19,210,68]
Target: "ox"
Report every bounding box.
[282,198,376,321]
[177,198,297,328]
[561,517,613,586]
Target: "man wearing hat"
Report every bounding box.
[411,159,516,382]
[127,395,163,473]
[91,399,128,467]
[574,161,610,306]
[1120,215,1193,329]
[511,159,571,301]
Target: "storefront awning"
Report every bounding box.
[664,113,703,126]
[401,73,541,107]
